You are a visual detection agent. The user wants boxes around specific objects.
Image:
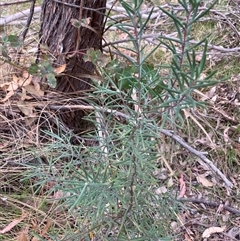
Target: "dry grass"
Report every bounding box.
[0,0,239,240]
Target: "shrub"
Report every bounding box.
[27,0,220,240]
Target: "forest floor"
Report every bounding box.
[0,0,240,240]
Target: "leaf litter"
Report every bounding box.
[0,0,239,240]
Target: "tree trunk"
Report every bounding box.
[39,0,106,131]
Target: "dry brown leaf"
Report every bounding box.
[0,71,32,103]
[17,101,35,117]
[41,219,51,236]
[0,82,9,91]
[21,87,27,101]
[31,237,39,241]
[31,221,38,231]
[184,233,193,241]
[178,173,186,198]
[13,72,32,87]
[32,77,41,91]
[223,127,231,143]
[16,231,28,241]
[54,64,66,74]
[18,77,32,87]
[25,117,37,127]
[196,175,214,187]
[89,231,95,240]
[13,74,19,83]
[206,86,216,99]
[22,70,30,79]
[202,226,226,238]
[0,212,27,234]
[0,81,18,91]
[1,90,15,102]
[167,177,174,188]
[24,84,44,97]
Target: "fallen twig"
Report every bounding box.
[160,129,233,189]
[0,6,41,26]
[0,0,32,6]
[178,198,240,216]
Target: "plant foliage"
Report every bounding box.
[25,0,221,240]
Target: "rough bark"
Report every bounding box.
[39,0,106,131]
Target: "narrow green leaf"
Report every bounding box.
[159,6,184,29]
[194,0,217,22]
[139,7,154,36]
[158,35,183,45]
[197,40,208,75]
[119,0,134,14]
[178,0,189,12]
[69,182,88,211]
